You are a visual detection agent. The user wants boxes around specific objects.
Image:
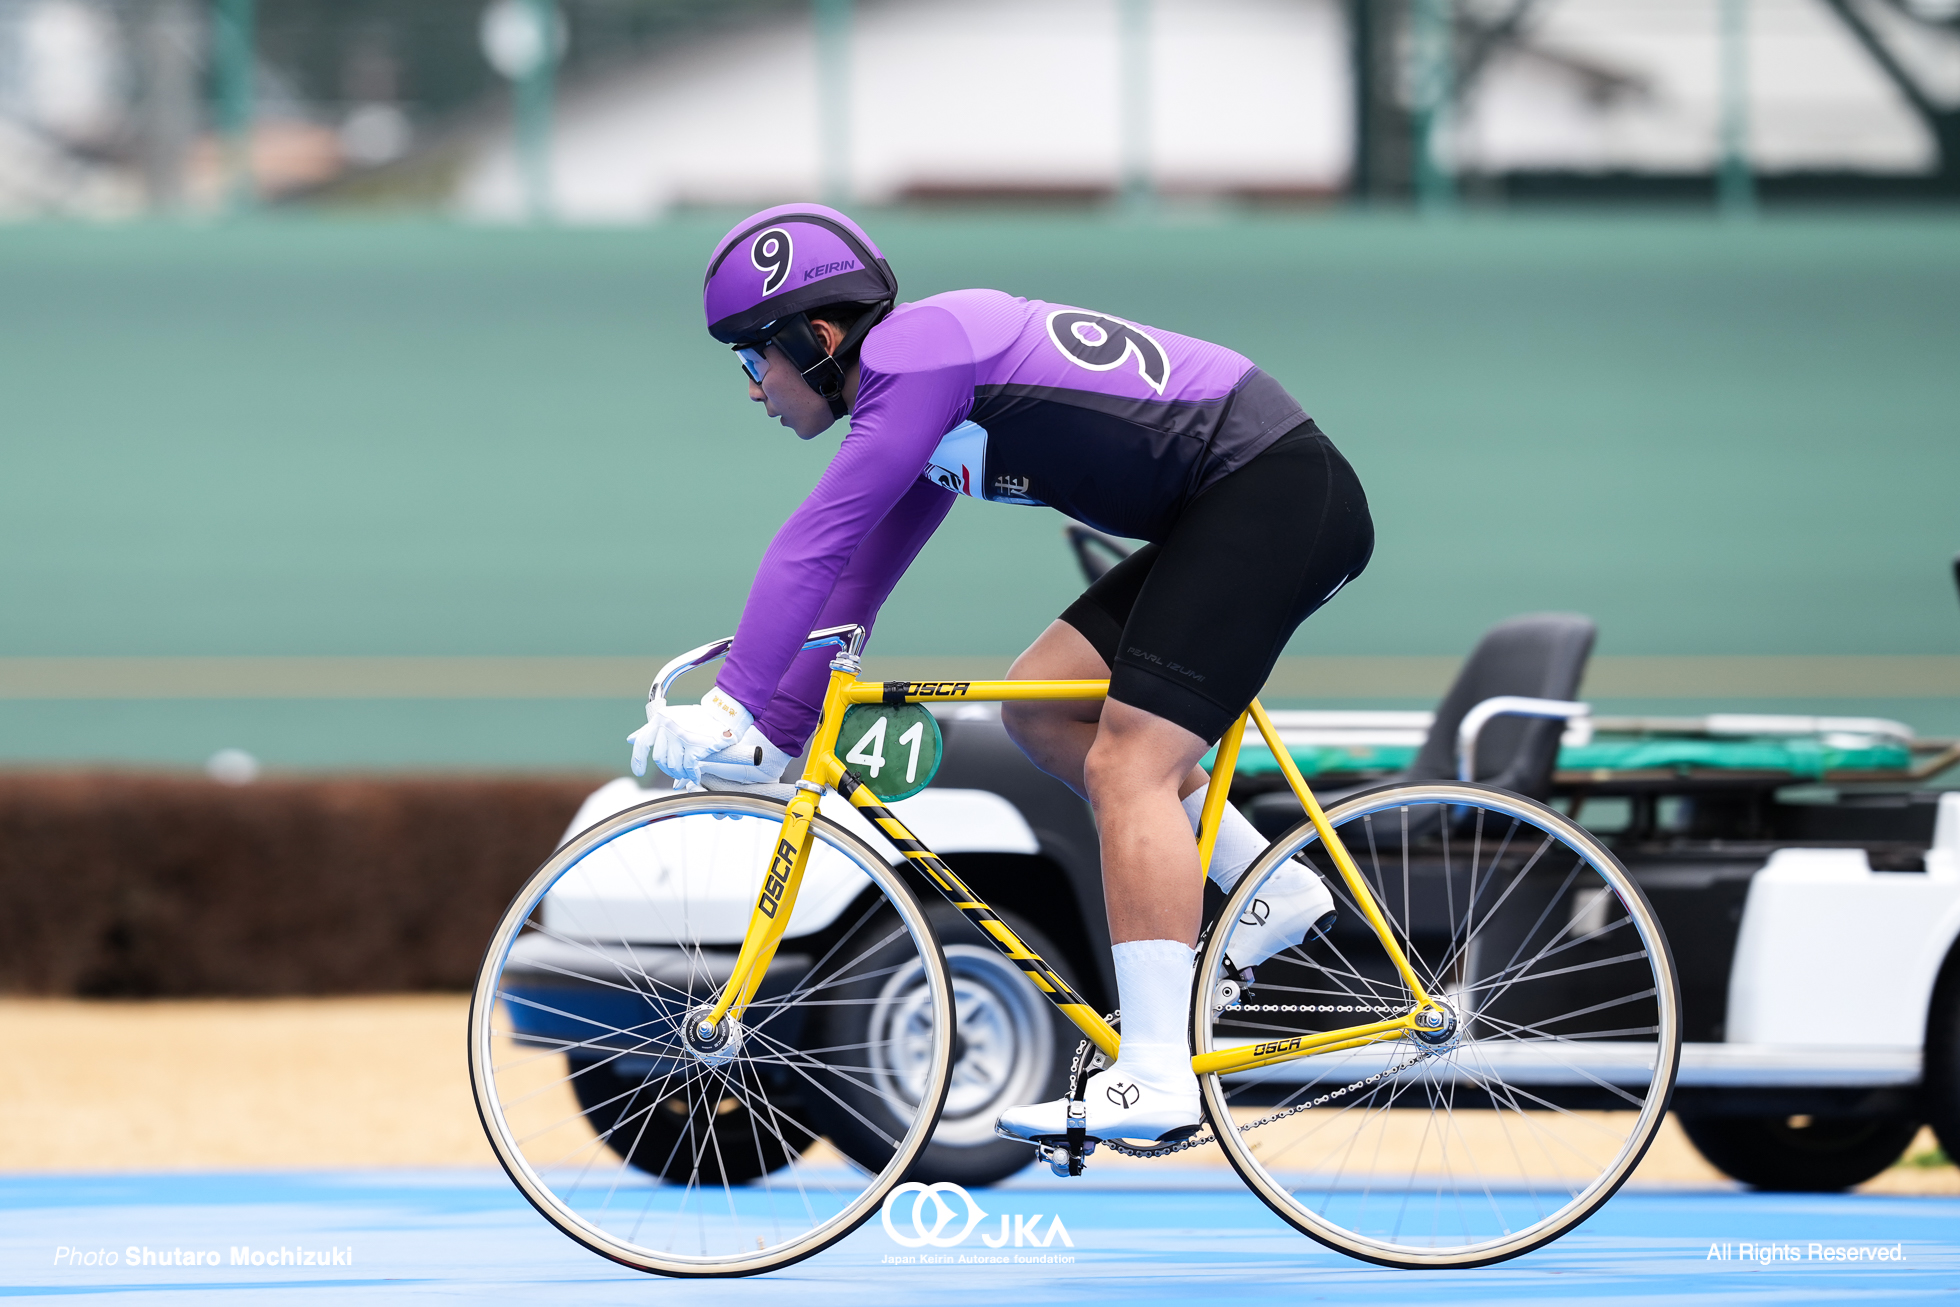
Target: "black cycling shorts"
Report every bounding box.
[1058,422,1374,743]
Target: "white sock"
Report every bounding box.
[1182,786,1269,893]
[1110,939,1195,1087]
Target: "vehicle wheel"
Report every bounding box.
[470,791,954,1278]
[567,1054,803,1186]
[809,904,1075,1187]
[1196,781,1681,1269]
[1924,950,1960,1166]
[1677,1112,1922,1192]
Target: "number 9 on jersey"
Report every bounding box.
[838,703,943,802]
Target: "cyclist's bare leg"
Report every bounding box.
[1002,621,1334,959]
[995,624,1344,1145]
[1083,699,1209,946]
[1002,620,1208,801]
[994,693,1210,1142]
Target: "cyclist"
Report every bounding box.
[631,204,1373,1147]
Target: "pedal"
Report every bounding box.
[1045,1023,1122,1177]
[1039,1136,1095,1178]
[1032,1098,1097,1178]
[1062,1098,1089,1176]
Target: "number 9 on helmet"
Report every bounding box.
[702,203,898,418]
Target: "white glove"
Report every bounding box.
[628,686,754,781]
[697,725,795,785]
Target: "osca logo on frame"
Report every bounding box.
[880,1181,1075,1250]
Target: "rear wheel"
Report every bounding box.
[1197,781,1681,1269]
[469,791,954,1278]
[1677,1112,1921,1192]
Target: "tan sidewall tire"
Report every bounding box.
[468,791,954,1278]
[1194,780,1681,1269]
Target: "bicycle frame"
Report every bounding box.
[664,627,1442,1080]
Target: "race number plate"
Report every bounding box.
[838,703,942,802]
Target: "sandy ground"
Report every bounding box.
[0,996,495,1170]
[1,996,1952,1194]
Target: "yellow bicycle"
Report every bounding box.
[470,624,1679,1275]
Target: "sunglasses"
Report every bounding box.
[734,320,785,383]
[736,346,770,383]
[732,315,837,396]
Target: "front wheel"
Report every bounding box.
[567,1054,801,1186]
[1196,781,1681,1269]
[469,791,955,1278]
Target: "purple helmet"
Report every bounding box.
[703,204,897,417]
[703,203,895,343]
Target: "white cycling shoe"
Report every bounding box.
[995,1057,1201,1145]
[1224,861,1337,971]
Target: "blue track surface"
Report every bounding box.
[4,1169,1956,1304]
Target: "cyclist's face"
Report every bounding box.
[745,344,836,440]
[744,316,856,440]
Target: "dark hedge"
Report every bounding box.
[0,773,605,997]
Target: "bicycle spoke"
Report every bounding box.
[472,792,952,1275]
[1197,781,1677,1268]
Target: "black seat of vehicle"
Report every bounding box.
[1245,613,1596,839]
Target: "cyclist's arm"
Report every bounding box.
[717,308,974,748]
[747,477,953,751]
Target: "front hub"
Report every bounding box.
[681,1005,745,1067]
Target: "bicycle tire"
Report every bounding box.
[1194,781,1680,1269]
[469,790,954,1277]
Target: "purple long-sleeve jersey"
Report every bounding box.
[720,289,1308,750]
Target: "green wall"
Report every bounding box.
[3,214,1956,768]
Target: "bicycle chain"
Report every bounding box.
[1066,1011,1439,1160]
[1100,1046,1439,1158]
[1228,1004,1402,1014]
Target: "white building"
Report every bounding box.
[455,0,1956,223]
[1460,0,1947,174]
[458,0,1349,220]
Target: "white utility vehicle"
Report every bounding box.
[515,537,1960,1189]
